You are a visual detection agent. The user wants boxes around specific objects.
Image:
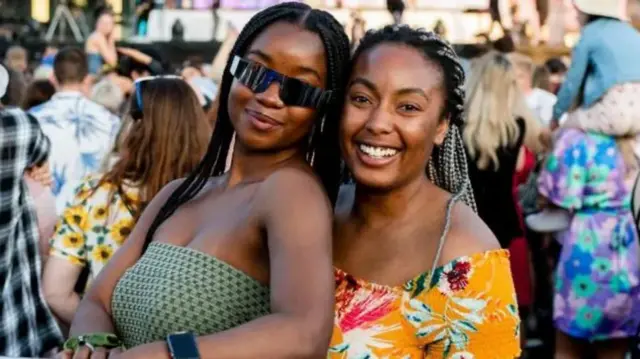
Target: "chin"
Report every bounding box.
[349,167,399,192]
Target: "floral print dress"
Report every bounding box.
[49,175,139,292]
[538,128,640,340]
[329,249,521,358]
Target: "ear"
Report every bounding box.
[433,117,449,146]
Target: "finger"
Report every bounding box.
[91,348,109,359]
[109,348,123,354]
[57,350,73,359]
[73,346,91,359]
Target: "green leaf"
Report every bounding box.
[456,320,478,332]
[92,225,102,233]
[97,236,105,245]
[443,338,452,358]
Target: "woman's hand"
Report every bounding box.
[27,162,53,187]
[56,346,123,359]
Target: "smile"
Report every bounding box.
[246,109,282,131]
[358,144,398,158]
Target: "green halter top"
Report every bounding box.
[111,242,271,348]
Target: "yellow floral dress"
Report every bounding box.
[329,249,521,359]
[50,175,139,291]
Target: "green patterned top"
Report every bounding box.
[111,242,271,348]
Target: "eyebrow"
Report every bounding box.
[246,49,322,82]
[349,77,429,100]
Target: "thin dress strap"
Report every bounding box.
[425,185,467,285]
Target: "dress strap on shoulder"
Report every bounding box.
[426,184,468,285]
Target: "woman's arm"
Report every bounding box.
[43,257,83,324]
[69,180,184,336]
[551,31,592,121]
[122,168,335,359]
[94,35,118,67]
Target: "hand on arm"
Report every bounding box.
[26,161,53,187]
[96,35,118,68]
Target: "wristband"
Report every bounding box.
[63,332,123,351]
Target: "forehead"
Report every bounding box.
[353,43,444,92]
[247,22,327,75]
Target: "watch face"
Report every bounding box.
[168,333,200,359]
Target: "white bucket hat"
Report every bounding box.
[574,0,629,21]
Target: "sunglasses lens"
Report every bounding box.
[230,56,330,109]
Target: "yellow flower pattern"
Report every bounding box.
[329,250,521,359]
[50,175,139,292]
[110,218,134,246]
[91,244,114,264]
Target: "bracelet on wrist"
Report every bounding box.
[64,332,123,351]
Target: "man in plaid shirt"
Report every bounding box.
[0,64,63,356]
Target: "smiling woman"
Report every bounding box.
[63,3,351,359]
[331,25,521,358]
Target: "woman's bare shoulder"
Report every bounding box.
[438,201,501,266]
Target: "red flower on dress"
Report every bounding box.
[445,261,472,292]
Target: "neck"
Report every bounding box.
[226,140,306,187]
[352,175,434,225]
[58,83,85,94]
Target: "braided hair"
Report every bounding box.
[351,25,477,210]
[142,2,351,252]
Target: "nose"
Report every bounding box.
[364,107,393,135]
[254,82,285,108]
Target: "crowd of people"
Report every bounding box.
[1,0,640,358]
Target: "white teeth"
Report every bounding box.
[358,144,398,158]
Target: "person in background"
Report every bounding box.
[43,77,210,327]
[0,63,63,358]
[0,65,26,107]
[4,45,28,75]
[544,57,567,95]
[386,0,405,24]
[135,0,155,36]
[90,77,125,115]
[532,64,552,92]
[510,52,558,127]
[463,51,543,352]
[536,128,640,359]
[85,6,118,75]
[22,80,56,110]
[18,79,58,265]
[550,0,640,137]
[29,47,120,209]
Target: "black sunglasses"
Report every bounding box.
[229,55,332,110]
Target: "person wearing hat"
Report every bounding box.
[550,0,640,136]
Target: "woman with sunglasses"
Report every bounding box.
[61,3,350,359]
[43,77,210,331]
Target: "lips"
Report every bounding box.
[245,109,282,131]
[354,140,401,168]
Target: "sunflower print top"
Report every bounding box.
[50,175,139,291]
[329,249,521,359]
